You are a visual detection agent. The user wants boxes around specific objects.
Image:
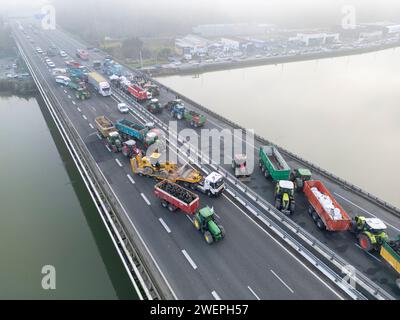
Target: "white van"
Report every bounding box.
[55,75,71,86]
[117,103,129,114]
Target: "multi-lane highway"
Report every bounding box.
[12,21,400,299]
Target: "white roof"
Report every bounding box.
[365,218,387,230]
[151,99,159,103]
[206,172,223,183]
[279,180,294,189]
[118,103,127,107]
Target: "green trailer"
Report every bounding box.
[380,237,400,289]
[259,146,291,181]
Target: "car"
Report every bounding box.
[117,103,129,114]
[47,61,56,68]
[55,75,71,85]
[59,50,68,58]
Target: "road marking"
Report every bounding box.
[211,290,221,300]
[141,193,151,206]
[334,192,400,233]
[247,286,261,300]
[77,107,81,112]
[64,89,67,93]
[182,250,197,270]
[354,244,382,262]
[72,101,76,105]
[186,215,193,223]
[127,174,135,184]
[105,145,112,152]
[89,123,94,129]
[159,218,171,233]
[115,158,123,167]
[221,194,343,300]
[67,95,71,99]
[82,115,87,120]
[270,269,294,294]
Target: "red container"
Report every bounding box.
[303,180,351,231]
[154,181,199,215]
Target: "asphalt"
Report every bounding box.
[13,23,400,299]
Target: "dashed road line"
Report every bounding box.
[89,123,94,129]
[270,269,294,294]
[182,250,197,270]
[211,290,221,300]
[115,158,123,167]
[82,114,87,120]
[159,218,171,233]
[141,193,151,206]
[127,174,135,184]
[247,286,261,300]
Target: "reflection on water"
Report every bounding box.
[157,48,400,207]
[0,95,136,299]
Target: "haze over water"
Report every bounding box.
[157,48,400,208]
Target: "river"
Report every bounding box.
[156,47,400,208]
[0,94,137,299]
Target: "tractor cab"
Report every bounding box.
[194,207,225,244]
[147,98,162,114]
[122,140,141,158]
[107,131,122,152]
[352,216,389,251]
[291,168,312,191]
[274,180,295,215]
[165,99,184,111]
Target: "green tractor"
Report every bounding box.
[274,180,295,215]
[290,168,312,191]
[193,207,225,244]
[106,131,123,153]
[351,216,388,252]
[75,87,91,100]
[147,98,162,114]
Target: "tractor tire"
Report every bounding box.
[218,225,225,238]
[358,233,373,252]
[207,190,212,197]
[259,160,262,168]
[261,165,265,172]
[295,178,303,191]
[161,200,168,208]
[308,207,314,216]
[275,198,281,210]
[264,170,269,178]
[316,218,326,230]
[168,204,177,212]
[312,211,319,222]
[193,218,201,231]
[204,231,214,244]
[290,202,295,214]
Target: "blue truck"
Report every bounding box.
[115,119,160,147]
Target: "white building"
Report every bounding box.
[386,25,400,34]
[193,23,274,37]
[359,31,383,41]
[295,33,340,46]
[175,35,211,56]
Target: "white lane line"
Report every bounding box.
[186,215,194,223]
[127,174,135,184]
[82,115,87,120]
[354,244,382,262]
[159,218,171,233]
[67,95,71,99]
[64,89,67,93]
[182,250,197,270]
[211,290,221,300]
[141,193,151,206]
[115,158,123,167]
[91,106,96,112]
[89,123,94,129]
[334,192,400,233]
[77,107,81,112]
[270,269,294,294]
[72,101,76,105]
[105,145,112,152]
[247,286,261,300]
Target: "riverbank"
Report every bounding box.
[153,41,400,77]
[0,78,37,96]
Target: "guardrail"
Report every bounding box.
[112,87,395,300]
[15,35,177,300]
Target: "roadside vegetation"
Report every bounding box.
[0,16,14,58]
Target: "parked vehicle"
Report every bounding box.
[193,206,225,244]
[117,103,129,114]
[146,99,162,114]
[121,140,141,158]
[87,72,111,96]
[274,180,296,215]
[127,84,151,101]
[259,146,291,181]
[93,60,102,70]
[290,168,312,191]
[232,154,251,179]
[184,110,206,128]
[94,116,122,152]
[131,153,225,197]
[154,180,200,214]
[55,75,71,86]
[303,180,351,231]
[115,119,159,147]
[76,49,89,60]
[59,50,68,58]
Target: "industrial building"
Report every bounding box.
[192,23,275,37]
[292,33,340,46]
[175,34,211,56]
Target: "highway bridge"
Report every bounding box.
[11,20,400,300]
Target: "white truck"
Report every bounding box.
[87,72,111,97]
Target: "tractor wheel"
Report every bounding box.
[264,170,269,178]
[161,200,168,208]
[193,218,201,230]
[308,206,314,216]
[275,198,281,210]
[207,190,212,197]
[316,218,326,230]
[204,231,214,244]
[168,204,177,212]
[290,202,295,214]
[358,234,373,252]
[312,211,319,222]
[261,164,265,172]
[218,225,225,238]
[295,178,303,191]
[259,160,262,168]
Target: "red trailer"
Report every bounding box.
[154,180,200,214]
[303,180,351,231]
[65,60,82,68]
[76,49,89,61]
[127,84,150,101]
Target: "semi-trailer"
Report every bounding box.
[87,72,111,97]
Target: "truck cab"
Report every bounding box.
[198,172,225,197]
